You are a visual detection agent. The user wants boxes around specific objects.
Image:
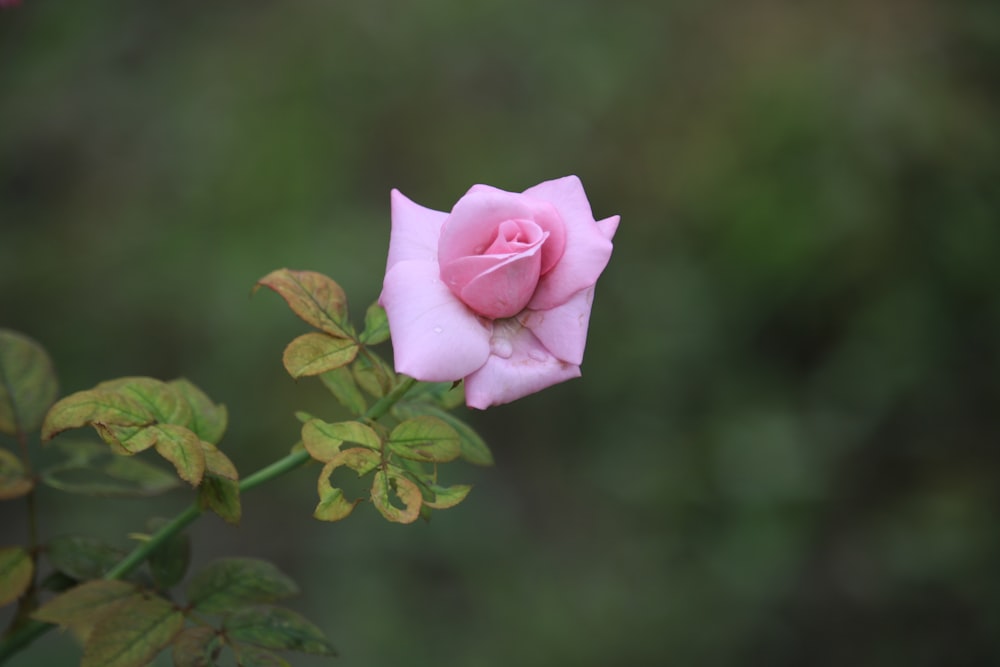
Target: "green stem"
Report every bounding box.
[0,375,419,665]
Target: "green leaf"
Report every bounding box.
[424,483,473,510]
[168,378,228,444]
[359,302,390,345]
[32,579,137,629]
[41,389,153,442]
[0,448,34,499]
[197,475,242,525]
[255,269,353,339]
[371,470,422,524]
[387,416,461,463]
[351,351,395,398]
[225,606,337,656]
[230,643,291,667]
[41,451,181,497]
[313,448,381,522]
[47,535,126,581]
[146,519,191,590]
[0,329,59,435]
[318,367,367,416]
[81,593,185,667]
[172,626,220,667]
[283,333,359,379]
[95,377,193,427]
[405,380,466,410]
[394,402,494,466]
[187,558,299,614]
[38,570,76,594]
[0,546,33,607]
[302,419,380,462]
[152,424,206,486]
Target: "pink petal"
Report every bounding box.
[439,186,567,276]
[443,244,544,319]
[386,189,449,273]
[463,323,581,409]
[596,215,620,241]
[522,176,595,230]
[523,177,617,310]
[517,287,595,366]
[379,260,491,382]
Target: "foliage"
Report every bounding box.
[0,271,493,665]
[256,268,488,524]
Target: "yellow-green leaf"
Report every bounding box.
[394,402,494,466]
[318,367,367,416]
[151,425,205,486]
[197,475,241,525]
[41,390,153,442]
[302,419,380,463]
[371,470,422,524]
[32,580,137,629]
[168,378,228,444]
[95,377,192,427]
[313,448,381,522]
[351,351,395,398]
[0,329,59,435]
[0,448,34,499]
[301,421,342,463]
[387,416,460,463]
[313,484,355,522]
[283,333,359,379]
[200,441,238,480]
[0,546,33,607]
[95,423,158,454]
[424,483,473,509]
[359,302,390,345]
[255,269,353,338]
[172,626,220,667]
[81,593,185,667]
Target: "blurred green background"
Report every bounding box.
[3,0,1000,665]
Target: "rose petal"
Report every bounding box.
[596,215,620,241]
[443,243,545,319]
[463,322,581,409]
[523,176,616,310]
[518,287,595,366]
[379,260,491,382]
[439,185,567,276]
[386,189,449,272]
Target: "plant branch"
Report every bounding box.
[0,374,419,665]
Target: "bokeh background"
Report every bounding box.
[3,1,1000,665]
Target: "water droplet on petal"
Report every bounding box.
[490,336,513,359]
[433,327,443,334]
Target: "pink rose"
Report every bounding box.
[379,176,619,409]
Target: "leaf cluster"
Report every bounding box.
[40,376,240,524]
[256,269,494,524]
[31,556,335,667]
[0,329,246,659]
